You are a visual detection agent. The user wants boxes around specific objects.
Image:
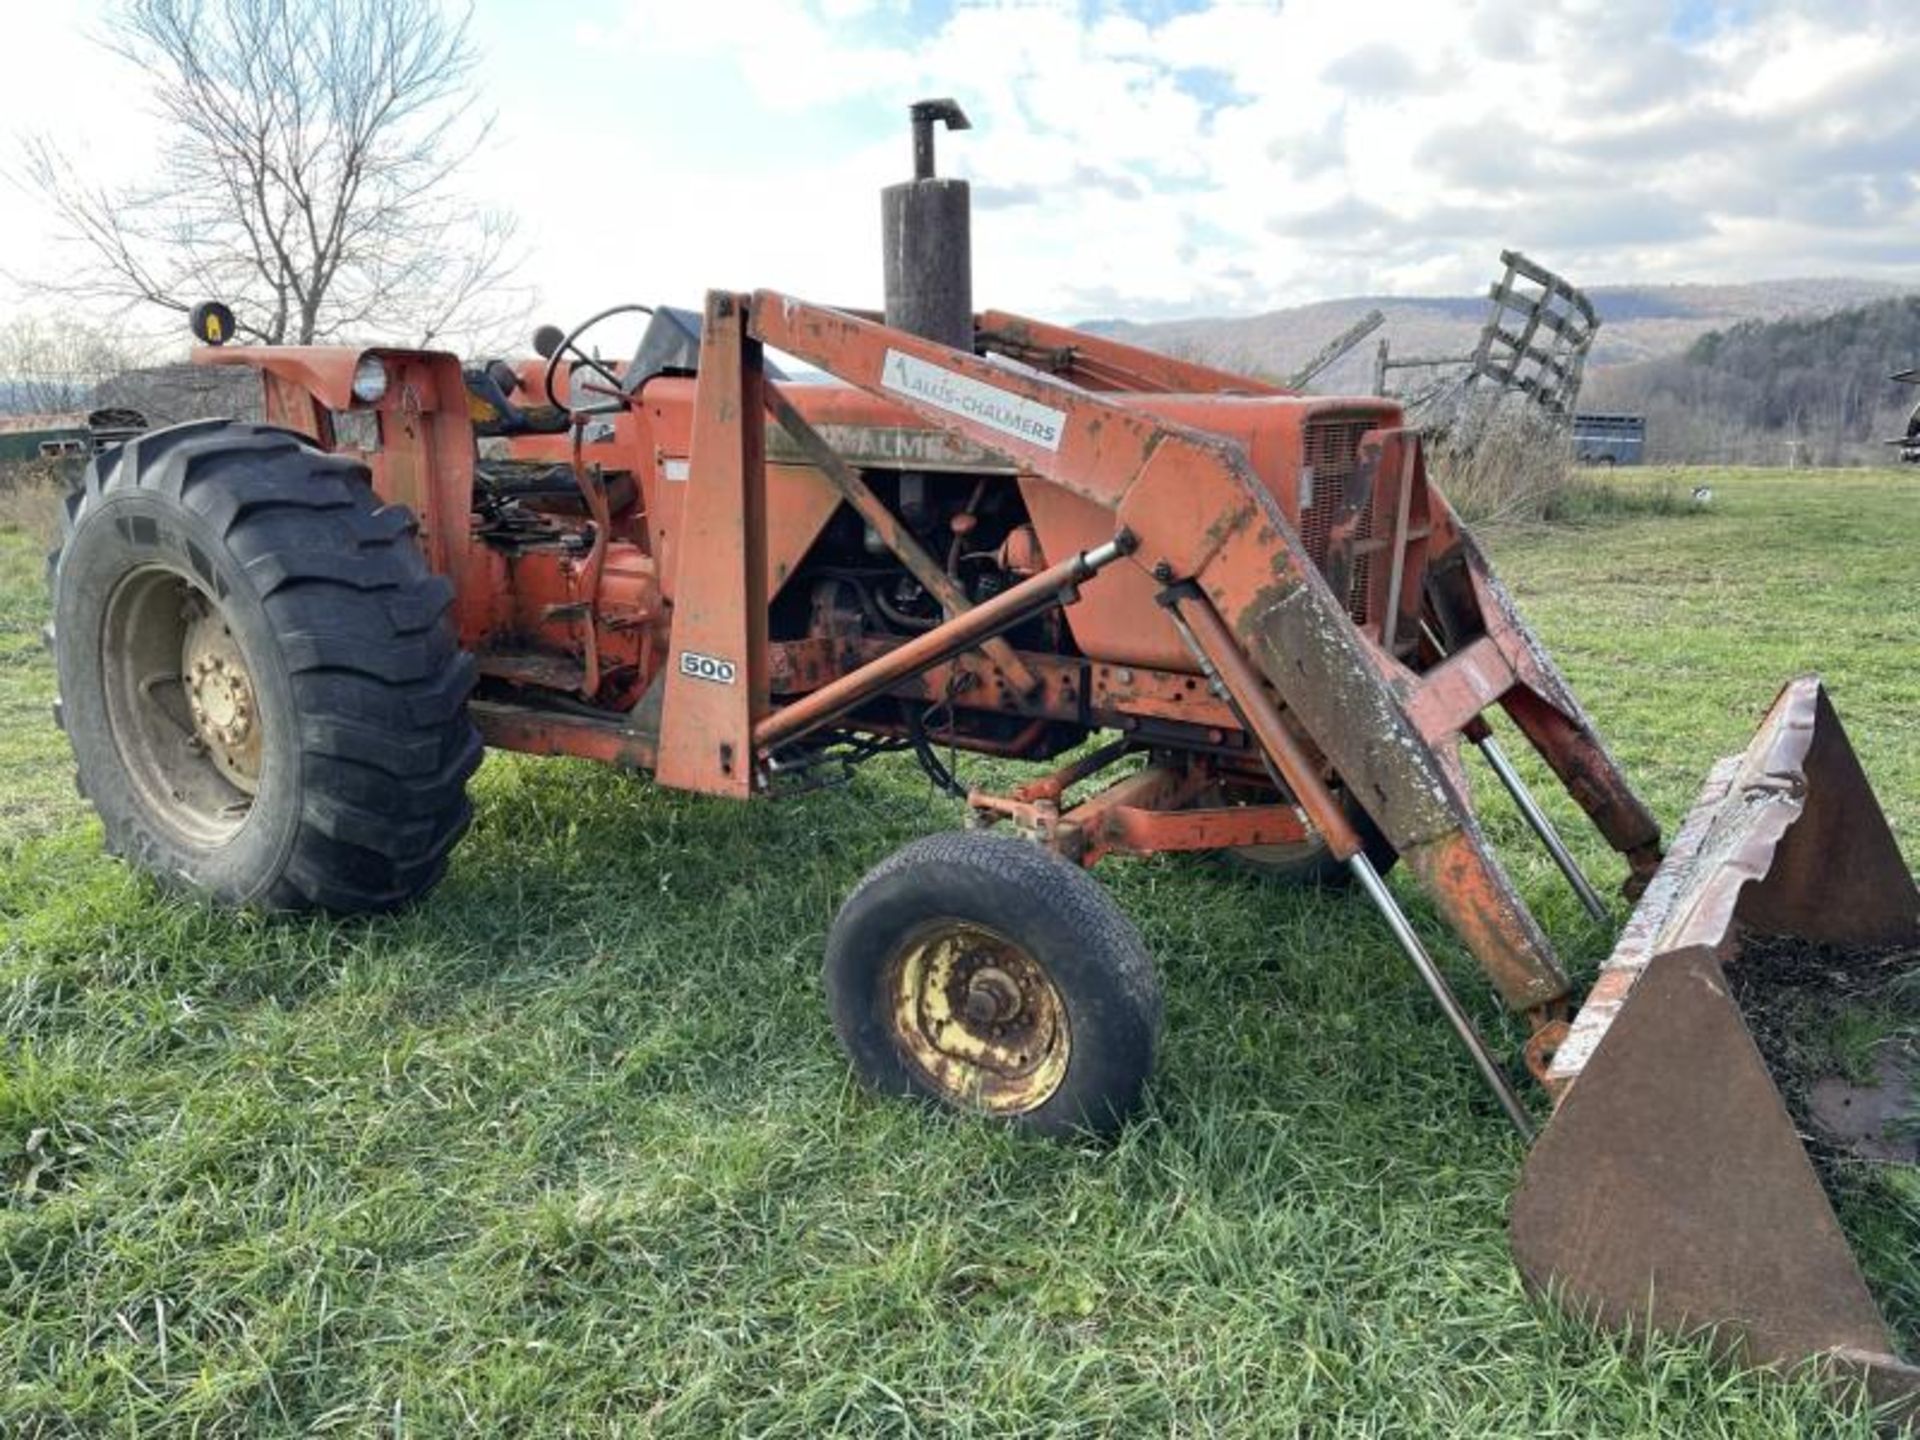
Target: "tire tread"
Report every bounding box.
[826,830,1162,1139]
[52,419,477,914]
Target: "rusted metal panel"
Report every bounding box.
[968,753,1310,867]
[763,638,1244,739]
[1101,801,1309,856]
[1406,637,1522,742]
[656,292,768,797]
[1513,944,1915,1400]
[1549,679,1919,1090]
[762,420,1011,474]
[1397,826,1570,1010]
[1725,684,1919,947]
[976,309,1289,396]
[199,346,477,591]
[1087,661,1231,729]
[1167,588,1363,863]
[751,292,1170,512]
[469,699,657,770]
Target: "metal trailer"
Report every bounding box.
[1571,412,1647,465]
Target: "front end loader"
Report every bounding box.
[45,102,1915,1412]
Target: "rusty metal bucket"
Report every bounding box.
[1512,677,1919,1418]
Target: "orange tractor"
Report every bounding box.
[46,100,1917,1409]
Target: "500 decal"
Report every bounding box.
[678,651,737,685]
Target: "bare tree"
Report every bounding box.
[0,315,138,415]
[19,0,524,350]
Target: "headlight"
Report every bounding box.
[351,355,389,404]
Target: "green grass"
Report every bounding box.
[2,466,1915,1435]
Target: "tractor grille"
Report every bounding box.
[1299,416,1378,623]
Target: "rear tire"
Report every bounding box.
[49,419,481,913]
[824,831,1162,1140]
[1213,788,1397,888]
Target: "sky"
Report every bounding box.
[3,0,1917,350]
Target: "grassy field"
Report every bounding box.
[2,467,1915,1436]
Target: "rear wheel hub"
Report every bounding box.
[99,568,262,847]
[182,607,260,793]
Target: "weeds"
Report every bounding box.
[1421,392,1576,523]
[1423,394,1705,528]
[1534,471,1698,524]
[1,468,1915,1434]
[0,463,68,551]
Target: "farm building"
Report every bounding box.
[0,413,90,463]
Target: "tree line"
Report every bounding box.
[1581,296,1920,466]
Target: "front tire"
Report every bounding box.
[824,831,1162,1140]
[50,420,481,913]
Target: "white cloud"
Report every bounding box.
[3,0,1916,343]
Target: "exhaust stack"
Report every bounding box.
[882,99,973,350]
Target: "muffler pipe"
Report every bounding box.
[1475,735,1611,924]
[882,99,974,350]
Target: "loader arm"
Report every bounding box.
[750,291,1659,1019]
[962,307,1661,887]
[972,309,1291,396]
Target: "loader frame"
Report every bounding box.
[201,290,1666,1071]
[670,292,1660,1031]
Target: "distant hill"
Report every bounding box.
[1083,277,1909,396]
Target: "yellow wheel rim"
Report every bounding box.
[885,919,1072,1116]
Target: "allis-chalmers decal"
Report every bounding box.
[881,349,1067,452]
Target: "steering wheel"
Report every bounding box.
[539,303,655,413]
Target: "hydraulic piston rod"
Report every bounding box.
[1348,853,1537,1140]
[1477,736,1611,924]
[754,533,1136,754]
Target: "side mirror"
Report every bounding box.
[531,324,565,360]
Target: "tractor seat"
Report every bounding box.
[619,305,789,395]
[463,361,573,437]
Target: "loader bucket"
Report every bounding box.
[1512,677,1920,1418]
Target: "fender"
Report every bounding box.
[194,344,477,586]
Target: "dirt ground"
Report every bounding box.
[1728,933,1920,1357]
